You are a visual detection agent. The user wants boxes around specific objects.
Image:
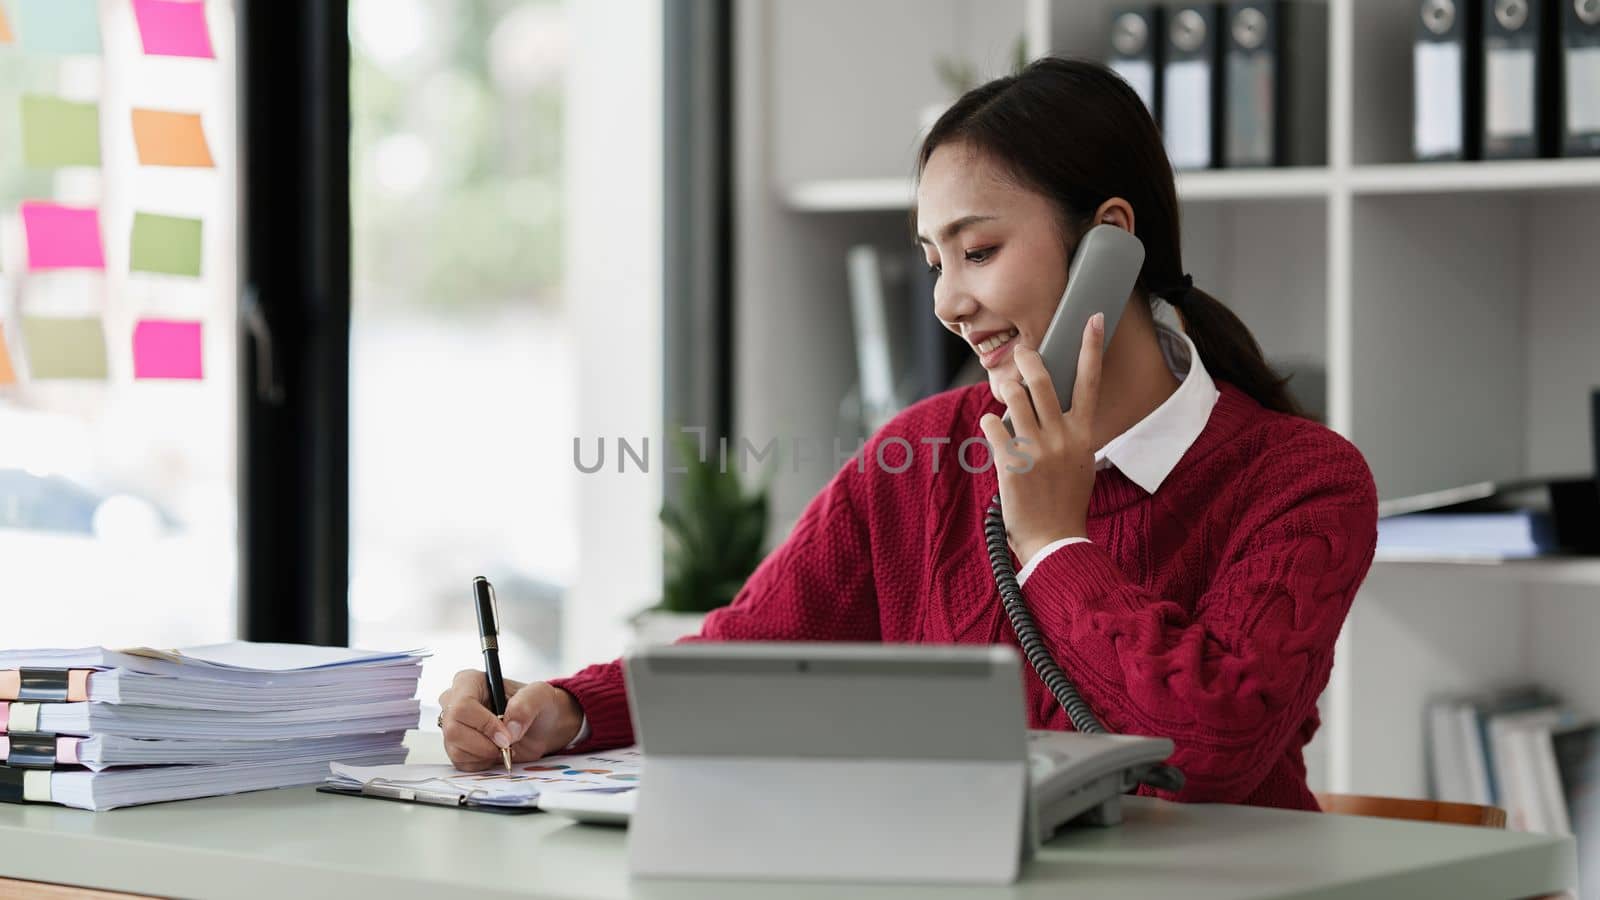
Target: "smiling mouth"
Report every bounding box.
[973,328,1020,368]
[974,328,1018,354]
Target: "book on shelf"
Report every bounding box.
[1377,474,1600,561]
[1425,683,1597,866]
[843,245,980,437]
[1426,684,1560,806]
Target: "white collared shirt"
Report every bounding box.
[1015,321,1221,585]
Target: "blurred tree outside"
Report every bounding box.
[351,0,565,315]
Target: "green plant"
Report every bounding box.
[932,34,1031,97]
[657,431,774,614]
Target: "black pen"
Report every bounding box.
[473,575,513,772]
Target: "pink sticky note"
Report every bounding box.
[131,0,214,59]
[133,319,204,380]
[20,201,105,271]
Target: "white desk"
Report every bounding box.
[0,746,1577,900]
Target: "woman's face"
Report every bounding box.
[915,141,1071,402]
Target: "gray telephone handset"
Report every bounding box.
[987,222,1186,842]
[1002,223,1145,436]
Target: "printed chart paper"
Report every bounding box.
[131,0,214,59]
[20,202,106,271]
[330,748,644,808]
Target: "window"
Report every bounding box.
[0,0,237,649]
[349,0,661,703]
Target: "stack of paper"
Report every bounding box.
[0,642,426,810]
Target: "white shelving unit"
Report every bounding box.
[733,0,1600,801]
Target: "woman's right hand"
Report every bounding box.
[437,669,584,772]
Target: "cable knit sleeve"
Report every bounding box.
[1016,429,1378,803]
[548,455,881,753]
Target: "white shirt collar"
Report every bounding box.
[1093,321,1221,494]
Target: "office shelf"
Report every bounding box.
[736,0,1600,806]
[1349,159,1600,195]
[784,168,1336,213]
[784,178,914,213]
[1176,168,1334,199]
[1372,554,1600,588]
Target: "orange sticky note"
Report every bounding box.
[0,326,16,385]
[0,5,14,45]
[131,108,214,167]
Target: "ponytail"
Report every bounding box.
[1153,279,1307,419]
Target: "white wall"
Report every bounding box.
[562,0,663,667]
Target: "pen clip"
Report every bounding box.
[473,576,500,638]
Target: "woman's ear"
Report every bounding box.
[1093,197,1135,234]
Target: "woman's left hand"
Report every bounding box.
[977,312,1105,565]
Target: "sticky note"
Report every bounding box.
[0,326,16,386]
[130,212,202,276]
[132,0,214,59]
[14,0,100,55]
[0,5,14,45]
[20,96,101,168]
[21,317,108,380]
[131,109,214,167]
[20,202,105,271]
[133,319,203,380]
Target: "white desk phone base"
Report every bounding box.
[613,643,1176,885]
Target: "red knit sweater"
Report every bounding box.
[551,379,1379,811]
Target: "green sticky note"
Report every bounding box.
[21,95,101,168]
[130,212,202,277]
[21,316,108,380]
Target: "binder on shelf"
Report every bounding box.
[1108,5,1163,122]
[1162,4,1223,170]
[1222,1,1329,168]
[1481,0,1556,158]
[905,249,969,399]
[1559,0,1600,155]
[845,245,912,433]
[1415,0,1484,161]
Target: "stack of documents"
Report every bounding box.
[0,642,426,810]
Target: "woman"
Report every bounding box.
[438,57,1378,811]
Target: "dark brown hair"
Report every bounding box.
[914,56,1307,419]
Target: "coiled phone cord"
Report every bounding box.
[983,494,1185,794]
